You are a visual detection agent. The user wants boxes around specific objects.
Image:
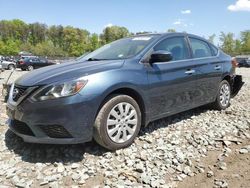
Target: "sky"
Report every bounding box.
[0,0,250,44]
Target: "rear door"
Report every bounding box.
[146,35,201,120]
[188,37,223,105]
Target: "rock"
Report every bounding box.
[141,173,151,184]
[239,148,248,154]
[217,162,227,170]
[71,163,80,169]
[40,180,49,186]
[57,164,65,173]
[72,173,80,181]
[15,183,26,188]
[214,179,228,188]
[135,163,144,173]
[183,166,192,176]
[49,182,59,188]
[207,170,214,178]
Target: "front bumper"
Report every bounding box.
[6,93,99,144]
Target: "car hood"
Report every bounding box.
[15,60,125,86]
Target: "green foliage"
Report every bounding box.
[100,26,130,44]
[219,32,235,55]
[167,29,176,32]
[0,19,249,57]
[0,39,20,55]
[241,30,250,53]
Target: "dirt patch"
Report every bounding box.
[177,140,250,188]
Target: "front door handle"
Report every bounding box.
[214,65,221,70]
[185,69,195,74]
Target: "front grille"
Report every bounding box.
[12,85,28,102]
[40,125,73,138]
[11,120,35,136]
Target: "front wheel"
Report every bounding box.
[211,80,231,110]
[93,95,141,150]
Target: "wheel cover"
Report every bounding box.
[9,65,14,70]
[106,102,138,144]
[28,66,33,70]
[219,83,230,107]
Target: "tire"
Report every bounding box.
[8,64,15,70]
[93,95,141,150]
[211,80,231,110]
[27,65,34,71]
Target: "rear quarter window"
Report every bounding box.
[189,38,212,58]
[210,44,219,56]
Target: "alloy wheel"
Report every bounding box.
[219,83,230,107]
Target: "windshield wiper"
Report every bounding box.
[87,58,107,61]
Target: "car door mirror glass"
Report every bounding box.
[150,50,173,63]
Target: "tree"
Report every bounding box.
[219,32,235,55]
[241,30,250,53]
[89,33,100,51]
[28,22,47,45]
[167,29,176,32]
[48,25,64,48]
[100,25,130,44]
[62,26,90,56]
[0,39,20,55]
[32,41,66,57]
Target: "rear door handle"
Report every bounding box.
[214,65,221,70]
[185,69,195,74]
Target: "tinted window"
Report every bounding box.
[153,37,189,61]
[189,38,212,58]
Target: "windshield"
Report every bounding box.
[79,35,158,61]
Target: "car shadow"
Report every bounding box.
[4,105,210,164]
[140,105,209,136]
[4,130,108,164]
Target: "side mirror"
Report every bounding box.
[150,50,173,63]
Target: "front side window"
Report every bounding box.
[189,38,212,58]
[153,37,190,61]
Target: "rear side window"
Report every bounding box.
[153,37,190,61]
[189,38,212,58]
[210,44,218,56]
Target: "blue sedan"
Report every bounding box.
[6,32,243,150]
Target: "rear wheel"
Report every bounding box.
[27,65,34,71]
[93,95,141,150]
[211,80,231,110]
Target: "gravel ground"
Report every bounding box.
[0,68,249,188]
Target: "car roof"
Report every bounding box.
[133,32,209,42]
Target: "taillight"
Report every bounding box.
[19,61,24,65]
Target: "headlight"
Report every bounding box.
[31,79,88,101]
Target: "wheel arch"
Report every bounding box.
[98,87,147,126]
[222,74,233,88]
